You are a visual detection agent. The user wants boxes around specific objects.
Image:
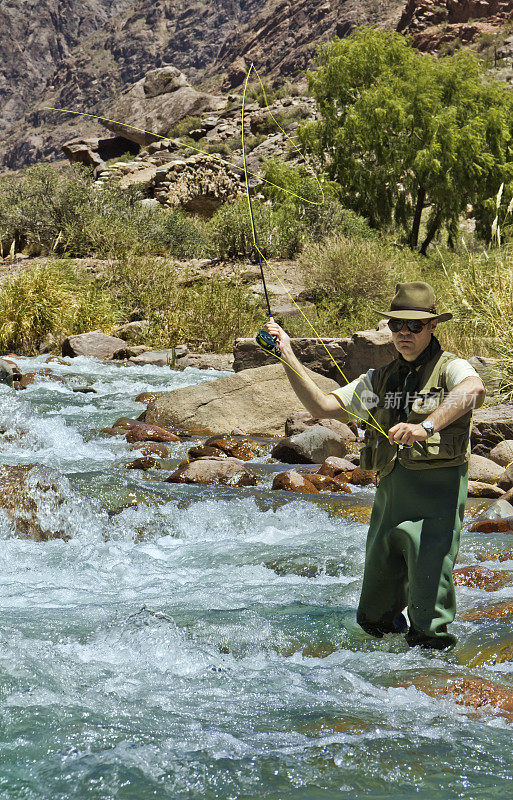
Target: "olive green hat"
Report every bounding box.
[376,281,452,322]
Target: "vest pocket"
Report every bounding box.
[407,432,457,461]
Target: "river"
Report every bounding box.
[0,356,512,800]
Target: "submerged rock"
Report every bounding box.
[461,601,513,621]
[0,464,77,541]
[457,625,513,666]
[125,423,181,444]
[167,457,256,487]
[128,442,170,458]
[452,566,512,591]
[301,473,352,493]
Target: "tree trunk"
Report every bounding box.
[409,185,426,249]
[420,208,442,255]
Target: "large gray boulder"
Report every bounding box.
[0,358,17,386]
[469,454,505,484]
[102,66,225,146]
[489,440,513,468]
[472,404,513,451]
[271,424,350,465]
[145,363,339,436]
[62,331,128,360]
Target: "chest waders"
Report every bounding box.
[357,350,472,649]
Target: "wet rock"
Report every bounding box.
[127,442,170,458]
[285,411,357,441]
[467,481,505,499]
[0,464,75,541]
[271,424,350,465]
[204,435,260,461]
[188,444,229,460]
[489,440,513,468]
[72,386,97,394]
[436,678,513,716]
[125,457,161,471]
[317,456,360,476]
[134,392,163,405]
[62,330,128,360]
[452,565,512,591]
[475,498,513,521]
[461,601,513,621]
[99,426,124,436]
[271,470,319,493]
[14,370,67,389]
[347,467,376,486]
[167,457,256,487]
[458,625,513,666]
[469,454,504,484]
[469,517,513,533]
[145,363,338,437]
[301,473,352,493]
[125,423,181,444]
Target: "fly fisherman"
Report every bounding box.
[265,282,485,650]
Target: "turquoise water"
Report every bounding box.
[0,357,512,800]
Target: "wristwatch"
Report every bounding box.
[421,420,435,437]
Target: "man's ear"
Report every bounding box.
[431,319,438,331]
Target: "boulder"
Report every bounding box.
[474,498,513,521]
[347,467,376,486]
[489,440,513,467]
[204,435,261,460]
[0,464,76,541]
[0,358,17,386]
[62,331,128,360]
[467,356,502,391]
[468,454,504,484]
[285,411,357,441]
[167,457,256,487]
[317,456,360,476]
[301,473,352,493]
[114,320,149,341]
[134,392,163,405]
[125,423,181,444]
[467,481,505,499]
[271,424,350,464]
[127,348,186,366]
[144,363,339,437]
[174,353,234,371]
[188,444,229,461]
[498,464,513,491]
[471,404,513,451]
[233,337,349,381]
[102,66,225,146]
[452,566,512,591]
[341,320,396,382]
[125,457,161,471]
[271,470,319,493]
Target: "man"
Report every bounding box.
[265,282,485,649]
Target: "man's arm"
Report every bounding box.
[264,320,349,420]
[388,376,485,445]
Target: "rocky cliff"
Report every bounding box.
[0,0,404,169]
[398,0,513,50]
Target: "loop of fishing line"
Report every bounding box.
[43,66,388,439]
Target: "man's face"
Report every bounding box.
[391,318,437,361]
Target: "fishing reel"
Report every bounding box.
[255,329,281,358]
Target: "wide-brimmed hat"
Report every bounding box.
[375,281,452,322]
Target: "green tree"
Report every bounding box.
[301,27,513,253]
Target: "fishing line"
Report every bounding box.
[42,71,388,438]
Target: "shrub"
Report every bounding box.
[0,262,120,354]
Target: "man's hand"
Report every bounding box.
[388,422,429,446]
[264,320,291,353]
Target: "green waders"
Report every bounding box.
[357,460,468,649]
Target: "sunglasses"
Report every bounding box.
[388,319,430,334]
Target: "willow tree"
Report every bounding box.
[300,27,513,252]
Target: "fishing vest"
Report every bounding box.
[359,350,472,478]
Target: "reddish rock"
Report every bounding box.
[204,435,260,460]
[125,457,161,471]
[14,369,67,390]
[302,473,352,493]
[188,444,229,460]
[453,566,512,591]
[461,601,513,621]
[167,457,256,487]
[128,442,170,458]
[111,417,143,430]
[435,678,513,716]
[135,392,162,405]
[348,467,376,486]
[317,456,359,477]
[469,518,513,534]
[272,470,319,493]
[125,424,181,444]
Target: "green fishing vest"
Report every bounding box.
[359,350,472,478]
